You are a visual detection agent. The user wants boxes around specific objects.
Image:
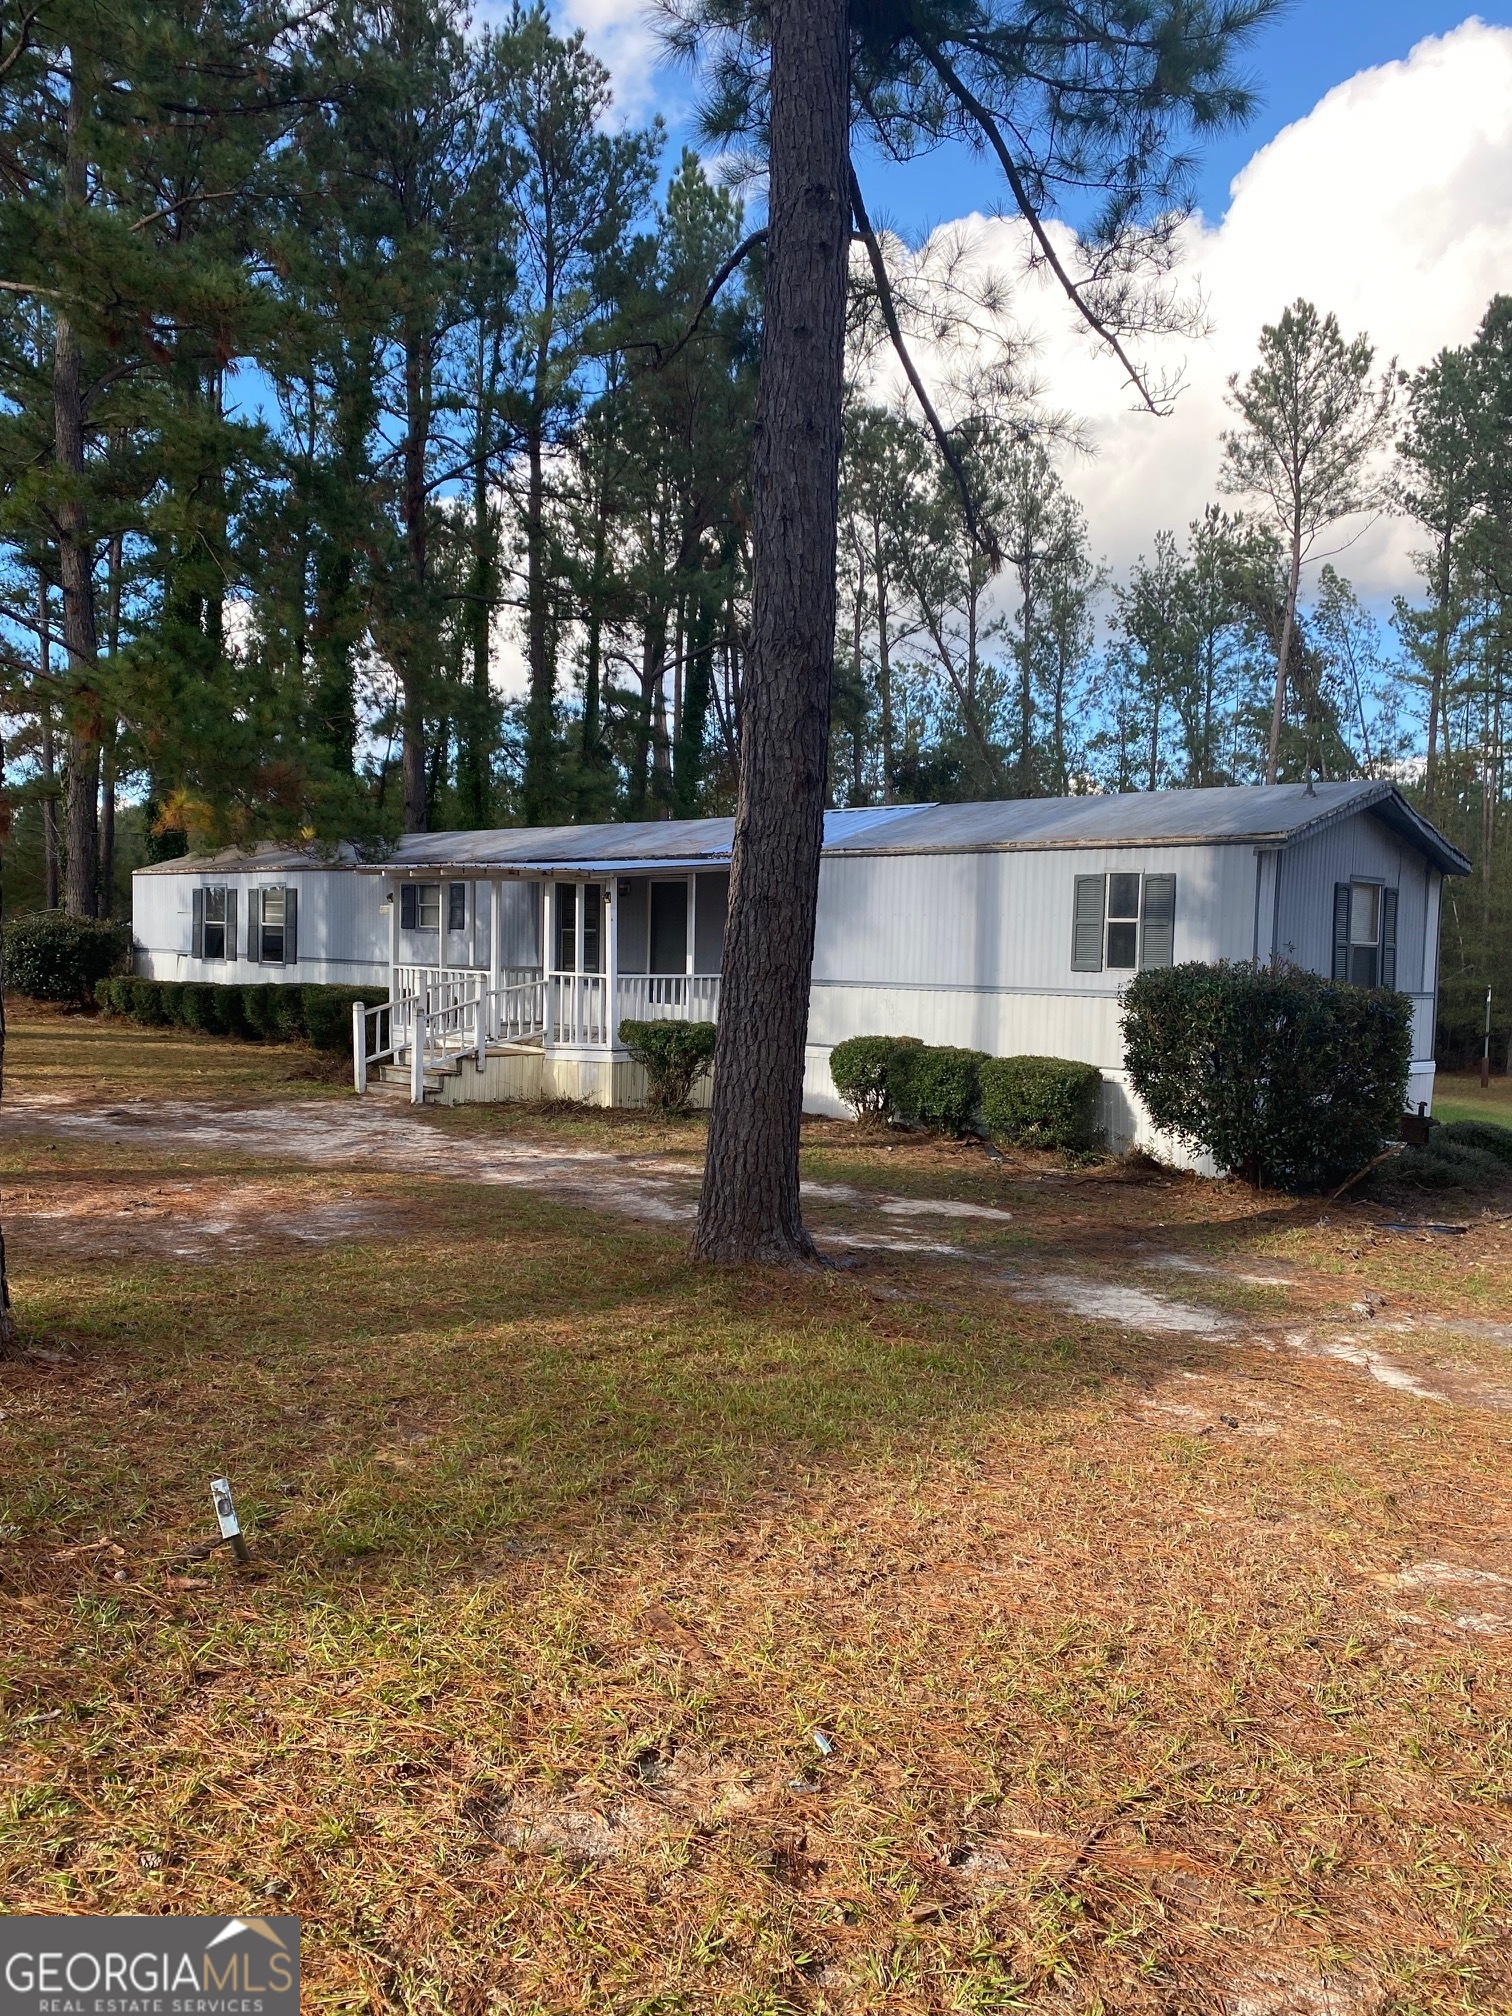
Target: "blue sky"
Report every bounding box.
[844,2,1512,236]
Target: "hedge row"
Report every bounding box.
[96,976,385,1052]
[829,1035,1102,1151]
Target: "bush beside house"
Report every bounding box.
[96,976,383,1053]
[6,913,131,1004]
[979,1055,1103,1151]
[618,1018,717,1112]
[828,1035,1102,1152]
[1122,961,1412,1192]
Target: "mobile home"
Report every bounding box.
[130,781,1468,1148]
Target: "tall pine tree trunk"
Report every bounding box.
[0,729,17,1350]
[38,581,59,910]
[692,0,850,1264]
[1268,522,1303,785]
[521,395,556,822]
[55,49,100,918]
[401,334,429,832]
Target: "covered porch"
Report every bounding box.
[352,863,728,1105]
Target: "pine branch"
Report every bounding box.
[620,228,765,372]
[915,40,1165,417]
[848,164,1001,569]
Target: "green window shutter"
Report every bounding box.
[191,888,204,958]
[1071,876,1105,972]
[247,888,261,963]
[1140,874,1176,968]
[401,885,417,931]
[1332,884,1351,981]
[226,889,238,958]
[1381,886,1398,990]
[284,886,298,966]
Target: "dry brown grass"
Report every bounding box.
[2,1015,1510,2014]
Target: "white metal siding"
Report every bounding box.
[812,842,1256,997]
[133,865,389,988]
[1275,814,1440,1069]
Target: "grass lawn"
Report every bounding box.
[2,1014,1511,2013]
[1432,1070,1512,1128]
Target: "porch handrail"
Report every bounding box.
[355,973,549,1100]
[354,967,720,1101]
[614,972,720,1024]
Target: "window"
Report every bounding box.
[248,885,296,965]
[400,883,441,931]
[260,885,286,963]
[1071,873,1177,973]
[447,882,466,933]
[191,886,236,961]
[1333,882,1398,989]
[553,883,603,973]
[581,883,602,973]
[1106,873,1141,969]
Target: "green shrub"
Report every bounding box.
[1122,961,1412,1192]
[1437,1118,1512,1167]
[240,984,286,1041]
[5,911,131,1004]
[980,1055,1103,1151]
[208,984,249,1039]
[94,975,381,1050]
[180,983,218,1033]
[1377,1141,1509,1194]
[126,979,167,1026]
[620,1018,717,1112]
[828,1035,922,1120]
[887,1043,988,1135]
[303,985,384,1052]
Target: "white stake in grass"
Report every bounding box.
[210,1476,252,1564]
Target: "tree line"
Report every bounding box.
[1,0,1506,1070]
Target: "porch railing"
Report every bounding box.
[615,973,720,1025]
[353,966,722,1102]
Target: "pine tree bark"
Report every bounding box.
[0,731,17,1352]
[521,385,556,822]
[692,0,850,1264]
[401,331,430,832]
[54,48,101,918]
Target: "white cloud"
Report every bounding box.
[887,18,1512,606]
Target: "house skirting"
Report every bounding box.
[429,1045,714,1111]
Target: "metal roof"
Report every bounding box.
[135,838,363,876]
[135,784,1470,879]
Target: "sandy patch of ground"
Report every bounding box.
[10,1090,1511,1417]
[4,1176,386,1261]
[1008,1269,1238,1337]
[1392,1559,1512,1636]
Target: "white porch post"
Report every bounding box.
[489,879,502,1040]
[387,877,400,1007]
[411,1005,427,1103]
[685,875,695,1008]
[543,882,555,1055]
[605,879,618,1053]
[573,878,585,1045]
[437,879,448,1021]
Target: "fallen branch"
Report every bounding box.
[1328,1141,1405,1202]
